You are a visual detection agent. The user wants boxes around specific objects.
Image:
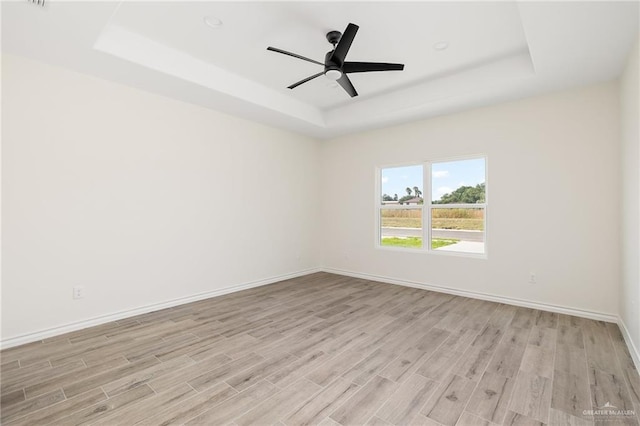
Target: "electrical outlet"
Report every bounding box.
[528,273,536,284]
[73,286,85,299]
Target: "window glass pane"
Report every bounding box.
[380,209,422,249]
[431,207,485,254]
[431,158,485,204]
[381,165,423,205]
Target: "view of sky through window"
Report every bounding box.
[431,158,485,202]
[380,165,423,199]
[381,159,485,202]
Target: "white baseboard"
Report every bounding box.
[322,267,619,323]
[617,317,640,371]
[0,267,321,350]
[1,266,625,352]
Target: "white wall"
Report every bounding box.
[1,54,320,342]
[1,51,632,347]
[620,36,640,359]
[321,82,621,317]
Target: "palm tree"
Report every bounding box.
[413,186,422,198]
[405,187,412,196]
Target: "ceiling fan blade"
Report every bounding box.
[287,72,325,89]
[330,23,358,65]
[343,62,405,73]
[337,74,358,97]
[267,47,324,66]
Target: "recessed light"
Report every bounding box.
[204,16,223,29]
[433,41,449,51]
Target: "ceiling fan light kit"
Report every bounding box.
[325,69,342,81]
[267,23,405,98]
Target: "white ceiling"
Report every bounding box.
[2,1,638,139]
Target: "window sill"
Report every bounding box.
[375,244,488,259]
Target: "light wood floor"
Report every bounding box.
[1,272,639,425]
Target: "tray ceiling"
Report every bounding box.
[2,1,638,138]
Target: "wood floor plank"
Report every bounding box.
[187,352,264,392]
[235,379,322,426]
[557,325,585,349]
[184,380,276,425]
[421,374,478,426]
[147,353,232,393]
[466,371,515,424]
[24,355,129,399]
[62,356,160,398]
[485,327,529,379]
[456,411,497,426]
[0,359,52,385]
[509,371,552,424]
[284,377,359,426]
[607,322,640,407]
[0,389,25,408]
[558,314,588,329]
[18,340,95,367]
[1,359,85,395]
[376,374,438,425]
[590,368,638,425]
[487,304,518,329]
[534,310,558,329]
[367,415,394,426]
[0,360,20,373]
[188,333,257,361]
[55,384,155,426]
[416,346,465,382]
[92,383,196,426]
[330,375,397,425]
[266,350,330,388]
[441,327,481,353]
[138,381,238,426]
[0,273,638,426]
[528,326,557,349]
[583,321,618,381]
[552,331,592,421]
[124,332,199,363]
[511,308,537,330]
[453,347,495,382]
[520,345,555,379]
[472,325,505,351]
[552,369,592,421]
[548,407,594,425]
[101,354,194,396]
[380,346,431,383]
[319,416,344,426]
[306,347,368,387]
[503,410,545,425]
[7,388,107,426]
[0,389,65,423]
[225,351,297,391]
[154,333,225,361]
[342,348,398,386]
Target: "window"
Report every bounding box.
[378,156,486,256]
[379,165,424,249]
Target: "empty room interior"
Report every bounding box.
[1,1,640,425]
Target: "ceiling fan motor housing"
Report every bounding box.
[324,51,342,75]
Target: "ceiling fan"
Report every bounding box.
[267,23,404,98]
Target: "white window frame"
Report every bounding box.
[376,155,488,258]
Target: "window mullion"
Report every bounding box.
[424,161,430,251]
